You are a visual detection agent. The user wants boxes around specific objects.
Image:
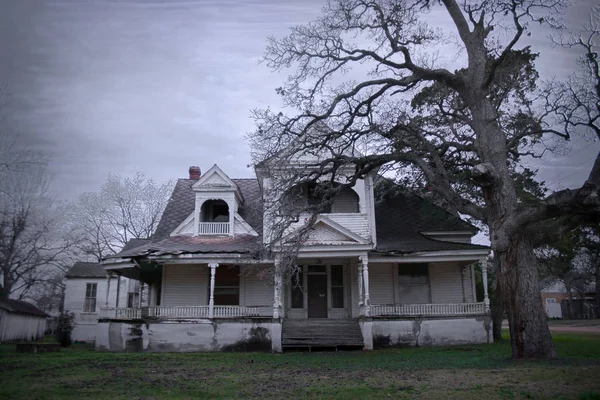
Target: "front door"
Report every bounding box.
[307,274,328,318]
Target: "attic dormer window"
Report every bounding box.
[201,200,229,222]
[283,182,359,214]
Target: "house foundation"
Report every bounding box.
[95,319,282,352]
[368,315,493,348]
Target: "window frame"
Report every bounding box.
[213,266,240,306]
[83,282,98,313]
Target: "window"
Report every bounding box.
[201,200,229,222]
[398,263,429,284]
[398,264,430,304]
[330,265,344,308]
[546,298,556,304]
[127,292,140,308]
[291,270,304,308]
[214,266,240,305]
[331,187,359,213]
[83,283,97,313]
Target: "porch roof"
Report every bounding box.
[110,234,260,258]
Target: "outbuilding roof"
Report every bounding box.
[0,298,48,317]
[65,262,106,278]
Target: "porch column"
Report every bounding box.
[138,282,144,308]
[105,272,113,308]
[481,260,490,313]
[115,273,122,308]
[357,262,363,310]
[208,263,219,318]
[360,255,371,317]
[273,259,282,319]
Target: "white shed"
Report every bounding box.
[0,298,48,342]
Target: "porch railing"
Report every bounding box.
[198,222,230,235]
[113,305,270,319]
[370,302,486,317]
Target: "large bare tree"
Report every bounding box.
[248,0,600,358]
[70,172,173,261]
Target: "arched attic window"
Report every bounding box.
[282,182,359,214]
[201,200,229,222]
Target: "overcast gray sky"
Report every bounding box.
[1,0,598,202]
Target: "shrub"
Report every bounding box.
[56,311,75,347]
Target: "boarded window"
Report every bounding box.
[398,264,430,304]
[83,283,97,313]
[291,271,304,308]
[127,292,140,308]
[331,187,359,213]
[398,264,429,284]
[331,265,344,308]
[214,266,240,305]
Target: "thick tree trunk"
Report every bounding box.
[496,233,556,359]
[491,258,504,341]
[595,263,600,318]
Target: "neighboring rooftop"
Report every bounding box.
[65,262,105,278]
[0,298,48,317]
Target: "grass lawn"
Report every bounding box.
[1,332,599,400]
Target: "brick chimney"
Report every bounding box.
[189,166,201,180]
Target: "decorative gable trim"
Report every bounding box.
[234,213,259,237]
[192,164,244,203]
[283,215,369,245]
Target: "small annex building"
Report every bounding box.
[65,258,144,342]
[0,298,48,343]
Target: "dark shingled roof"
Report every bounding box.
[65,262,106,278]
[120,238,151,253]
[0,298,48,317]
[373,193,487,254]
[111,173,486,258]
[152,179,263,240]
[110,178,263,258]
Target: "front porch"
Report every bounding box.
[98,255,492,351]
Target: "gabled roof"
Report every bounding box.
[112,169,486,259]
[65,262,106,278]
[110,178,263,259]
[0,298,48,317]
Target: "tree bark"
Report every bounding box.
[595,262,600,318]
[491,258,504,341]
[496,232,556,359]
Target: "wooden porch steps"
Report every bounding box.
[282,319,364,349]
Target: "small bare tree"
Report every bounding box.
[0,124,75,300]
[70,172,173,261]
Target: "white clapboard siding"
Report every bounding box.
[430,264,465,303]
[368,263,395,305]
[0,310,46,343]
[162,265,208,306]
[327,214,370,240]
[244,272,273,306]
